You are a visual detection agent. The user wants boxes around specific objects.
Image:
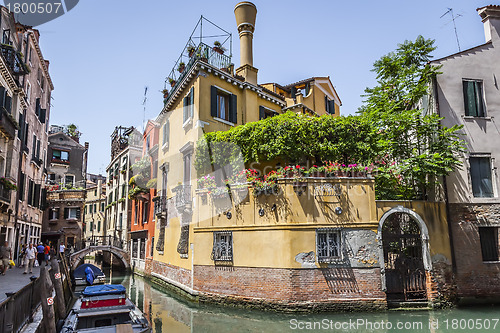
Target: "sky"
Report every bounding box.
[27,0,493,174]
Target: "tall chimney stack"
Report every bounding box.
[234,2,258,85]
[477,5,500,43]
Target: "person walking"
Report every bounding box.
[0,241,12,275]
[24,243,36,274]
[36,242,44,266]
[44,243,50,266]
[59,243,65,258]
[18,244,26,268]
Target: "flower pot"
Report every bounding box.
[170,81,176,87]
[213,47,224,55]
[188,50,195,58]
[178,64,185,73]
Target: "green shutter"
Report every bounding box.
[210,86,217,117]
[64,208,69,219]
[328,100,336,114]
[190,87,194,118]
[18,112,24,140]
[464,81,477,116]
[76,208,81,219]
[0,86,5,107]
[325,95,329,113]
[229,94,237,123]
[183,96,188,123]
[475,81,485,117]
[5,95,11,113]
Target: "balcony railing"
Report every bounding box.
[173,184,192,213]
[0,43,29,76]
[0,106,18,139]
[153,195,167,218]
[0,183,10,203]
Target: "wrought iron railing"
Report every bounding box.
[0,183,10,203]
[0,43,29,76]
[153,195,167,217]
[86,235,125,249]
[173,184,192,212]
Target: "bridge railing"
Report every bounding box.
[86,235,126,249]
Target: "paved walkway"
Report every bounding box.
[0,262,50,303]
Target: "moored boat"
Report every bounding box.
[72,264,106,286]
[61,284,151,332]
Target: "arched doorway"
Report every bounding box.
[377,206,431,302]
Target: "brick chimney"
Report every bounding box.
[234,2,258,85]
[477,5,500,43]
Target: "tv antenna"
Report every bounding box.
[142,86,148,132]
[440,8,462,52]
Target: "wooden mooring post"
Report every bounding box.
[50,257,66,319]
[40,266,56,333]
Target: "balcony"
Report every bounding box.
[0,106,19,139]
[0,43,29,76]
[31,156,43,168]
[163,16,232,111]
[153,195,167,218]
[173,184,192,213]
[0,183,11,204]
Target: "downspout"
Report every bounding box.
[433,75,457,274]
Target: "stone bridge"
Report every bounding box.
[70,245,130,271]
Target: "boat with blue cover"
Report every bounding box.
[61,284,151,332]
[72,264,106,286]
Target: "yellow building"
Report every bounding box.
[148,2,453,310]
[83,181,106,242]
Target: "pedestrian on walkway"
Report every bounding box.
[18,244,26,268]
[0,241,12,275]
[59,243,65,259]
[44,243,50,266]
[24,243,36,274]
[36,242,44,266]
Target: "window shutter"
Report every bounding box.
[55,208,59,219]
[325,95,329,113]
[76,208,81,219]
[35,98,40,117]
[183,96,188,123]
[479,227,499,261]
[229,94,237,123]
[5,95,11,113]
[291,87,297,99]
[27,180,33,206]
[259,106,265,120]
[33,184,40,207]
[40,188,47,210]
[210,86,217,117]
[64,208,69,219]
[18,112,24,141]
[19,173,25,201]
[0,86,5,107]
[328,100,336,114]
[40,109,46,123]
[463,81,477,116]
[476,81,485,117]
[190,87,194,118]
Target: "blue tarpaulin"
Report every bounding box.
[82,284,126,296]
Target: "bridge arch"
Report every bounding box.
[70,245,130,271]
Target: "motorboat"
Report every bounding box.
[61,284,151,332]
[72,264,106,286]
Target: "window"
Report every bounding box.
[146,135,150,151]
[65,175,75,188]
[140,238,146,259]
[93,203,97,213]
[183,87,194,124]
[132,239,138,258]
[150,237,154,257]
[64,207,80,220]
[142,201,149,224]
[49,208,59,220]
[134,202,139,225]
[89,204,93,214]
[470,156,494,198]
[0,86,12,114]
[122,184,126,198]
[118,213,123,230]
[52,149,69,162]
[97,221,101,232]
[325,96,336,114]
[210,86,237,123]
[463,80,485,117]
[26,81,31,103]
[162,121,170,149]
[316,228,341,262]
[101,202,104,211]
[183,154,191,185]
[259,106,278,120]
[211,231,233,261]
[479,227,499,261]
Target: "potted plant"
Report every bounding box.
[168,78,176,87]
[213,41,225,55]
[187,45,196,58]
[178,62,186,73]
[162,89,169,98]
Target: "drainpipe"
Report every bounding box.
[433,76,457,273]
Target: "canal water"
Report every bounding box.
[85,259,500,332]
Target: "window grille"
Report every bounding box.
[316,228,341,263]
[211,231,233,262]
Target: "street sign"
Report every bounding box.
[54,272,61,279]
[47,297,54,305]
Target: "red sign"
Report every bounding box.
[47,297,54,305]
[54,272,61,279]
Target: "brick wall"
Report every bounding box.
[151,260,192,287]
[450,203,500,299]
[193,265,386,311]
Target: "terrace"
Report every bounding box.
[162,16,232,110]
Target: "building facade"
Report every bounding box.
[104,126,142,252]
[83,181,106,242]
[130,120,159,275]
[0,7,53,257]
[430,5,500,302]
[42,129,88,248]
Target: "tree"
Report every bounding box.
[359,36,465,199]
[64,123,81,139]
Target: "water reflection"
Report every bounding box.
[85,258,500,332]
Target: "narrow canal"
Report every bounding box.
[85,259,500,332]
